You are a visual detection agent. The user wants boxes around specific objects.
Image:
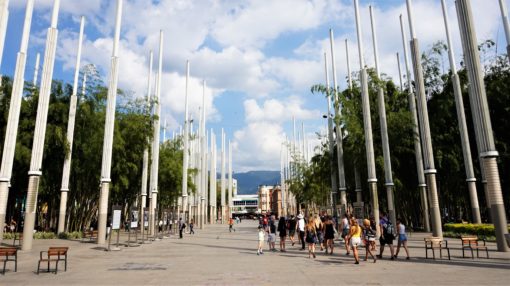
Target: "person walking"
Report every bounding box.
[189,219,195,234]
[324,216,335,255]
[340,213,351,255]
[349,218,362,264]
[278,216,287,252]
[229,217,235,232]
[179,218,186,239]
[395,218,410,260]
[377,212,395,260]
[268,219,277,251]
[257,225,265,255]
[314,214,325,251]
[297,214,306,250]
[287,215,297,246]
[362,219,377,263]
[305,216,317,258]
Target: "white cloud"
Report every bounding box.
[244,97,321,122]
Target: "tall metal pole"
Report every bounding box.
[346,39,363,206]
[58,16,85,234]
[220,129,226,222]
[228,140,233,219]
[0,0,8,88]
[0,0,34,243]
[456,0,508,251]
[400,14,429,232]
[324,52,338,215]
[441,0,481,224]
[406,0,442,238]
[181,61,190,222]
[200,80,207,228]
[396,53,403,91]
[209,129,216,223]
[149,30,163,237]
[499,0,510,60]
[140,51,153,220]
[354,0,379,233]
[22,0,61,251]
[329,29,347,213]
[33,52,39,86]
[369,5,396,226]
[97,0,123,245]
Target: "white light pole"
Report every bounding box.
[97,0,123,245]
[220,129,226,222]
[406,0,442,238]
[200,80,207,228]
[396,53,403,91]
[23,0,61,251]
[499,0,510,60]
[228,140,233,219]
[399,14,429,232]
[369,5,396,226]
[456,0,508,251]
[324,52,337,214]
[0,0,34,243]
[209,129,217,223]
[181,61,190,222]
[440,0,480,224]
[329,29,347,214]
[149,30,163,237]
[58,16,85,234]
[354,0,379,232]
[140,51,153,220]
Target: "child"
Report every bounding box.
[257,225,265,255]
[395,218,410,260]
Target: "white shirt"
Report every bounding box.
[398,224,406,235]
[297,218,305,231]
[342,218,350,230]
[258,230,265,241]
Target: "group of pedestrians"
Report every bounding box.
[256,212,411,264]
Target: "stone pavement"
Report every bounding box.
[1,220,509,285]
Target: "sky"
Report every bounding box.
[1,0,509,172]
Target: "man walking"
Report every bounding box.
[297,214,305,250]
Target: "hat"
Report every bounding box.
[297,214,304,219]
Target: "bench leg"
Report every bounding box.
[432,249,435,260]
[14,259,17,272]
[65,258,67,271]
[55,261,58,274]
[440,248,442,259]
[485,248,489,259]
[462,247,465,258]
[37,261,41,275]
[470,247,474,259]
[447,248,451,260]
[2,261,6,275]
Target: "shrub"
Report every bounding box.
[33,232,57,239]
[443,223,510,237]
[2,232,15,240]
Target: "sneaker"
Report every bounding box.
[376,255,382,259]
[390,256,395,260]
[355,261,359,264]
[260,251,264,255]
[346,252,350,256]
[406,257,410,260]
[257,251,260,256]
[313,253,316,259]
[292,242,295,246]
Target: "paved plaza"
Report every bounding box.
[1,220,509,285]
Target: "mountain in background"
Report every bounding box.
[233,171,280,195]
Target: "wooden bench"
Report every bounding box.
[424,237,450,260]
[12,233,22,247]
[0,247,17,274]
[461,235,489,259]
[37,247,69,274]
[82,230,98,242]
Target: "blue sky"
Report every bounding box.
[1,0,509,172]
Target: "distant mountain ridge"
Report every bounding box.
[233,171,280,195]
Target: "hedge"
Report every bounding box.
[443,223,510,237]
[3,231,82,240]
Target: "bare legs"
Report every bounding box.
[280,235,286,252]
[395,239,410,259]
[308,243,316,258]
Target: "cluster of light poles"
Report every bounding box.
[314,0,508,251]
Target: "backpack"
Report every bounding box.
[384,220,395,237]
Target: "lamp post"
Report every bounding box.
[369,5,396,226]
[440,0,480,224]
[58,16,85,234]
[181,61,190,222]
[323,52,337,215]
[140,51,153,224]
[499,0,510,61]
[406,0,442,238]
[149,30,163,237]
[399,14,430,232]
[455,0,508,252]
[0,0,34,243]
[328,29,347,214]
[220,129,226,222]
[0,0,9,88]
[354,0,379,233]
[23,0,61,250]
[97,0,123,245]
[32,53,39,86]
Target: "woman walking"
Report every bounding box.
[363,219,377,263]
[278,216,287,252]
[349,218,362,264]
[324,216,335,255]
[305,216,317,258]
[314,214,324,251]
[395,218,410,260]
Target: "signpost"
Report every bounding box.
[108,205,121,251]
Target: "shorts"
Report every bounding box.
[399,234,407,241]
[289,230,296,237]
[380,234,394,245]
[341,228,349,238]
[268,233,276,243]
[350,237,361,247]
